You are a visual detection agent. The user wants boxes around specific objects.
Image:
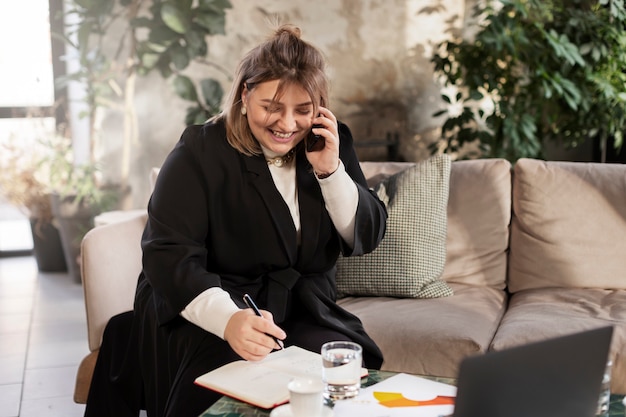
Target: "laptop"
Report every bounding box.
[453,326,613,417]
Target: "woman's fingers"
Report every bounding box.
[224,309,285,361]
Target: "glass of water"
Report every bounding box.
[321,341,362,401]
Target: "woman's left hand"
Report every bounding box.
[305,106,340,177]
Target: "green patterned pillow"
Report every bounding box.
[336,154,453,298]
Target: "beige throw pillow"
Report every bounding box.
[336,154,453,298]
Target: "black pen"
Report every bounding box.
[243,293,285,350]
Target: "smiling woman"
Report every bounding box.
[84,24,388,417]
[241,79,316,156]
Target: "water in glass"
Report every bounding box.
[321,341,362,400]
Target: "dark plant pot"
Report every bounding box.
[50,194,99,283]
[29,218,67,272]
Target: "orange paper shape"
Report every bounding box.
[373,391,455,408]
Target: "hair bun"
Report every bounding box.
[275,24,301,39]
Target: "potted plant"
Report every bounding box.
[49,0,231,281]
[56,0,231,191]
[42,131,121,283]
[430,0,626,162]
[0,134,67,272]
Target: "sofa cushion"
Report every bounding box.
[490,287,626,394]
[337,155,453,298]
[509,158,626,292]
[338,283,508,378]
[440,158,511,289]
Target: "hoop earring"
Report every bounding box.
[241,106,247,116]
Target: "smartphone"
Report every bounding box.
[306,124,325,152]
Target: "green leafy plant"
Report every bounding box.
[0,123,115,223]
[133,0,230,124]
[41,133,113,209]
[55,0,231,191]
[0,136,53,223]
[431,0,626,162]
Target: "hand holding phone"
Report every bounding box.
[306,124,325,152]
[305,107,340,178]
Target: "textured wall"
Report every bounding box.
[95,0,470,208]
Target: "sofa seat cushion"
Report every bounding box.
[490,287,626,394]
[509,158,626,292]
[338,282,507,379]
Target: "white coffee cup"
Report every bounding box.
[288,378,324,417]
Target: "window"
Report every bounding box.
[0,0,62,254]
[0,0,55,108]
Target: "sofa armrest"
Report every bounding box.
[80,212,147,352]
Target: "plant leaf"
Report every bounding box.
[169,43,190,70]
[161,3,189,34]
[200,78,223,109]
[194,11,226,34]
[172,75,198,101]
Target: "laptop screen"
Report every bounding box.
[453,326,613,417]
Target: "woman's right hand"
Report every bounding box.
[224,309,286,361]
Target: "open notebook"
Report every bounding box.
[194,345,368,409]
[453,326,614,417]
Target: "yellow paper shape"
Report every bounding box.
[373,391,455,408]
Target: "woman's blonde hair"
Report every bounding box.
[213,24,329,156]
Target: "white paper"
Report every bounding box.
[333,373,456,417]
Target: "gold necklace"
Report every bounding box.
[265,148,296,167]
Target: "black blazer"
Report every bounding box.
[136,119,387,364]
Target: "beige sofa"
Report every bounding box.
[73,158,626,403]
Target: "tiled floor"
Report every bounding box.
[0,254,87,417]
